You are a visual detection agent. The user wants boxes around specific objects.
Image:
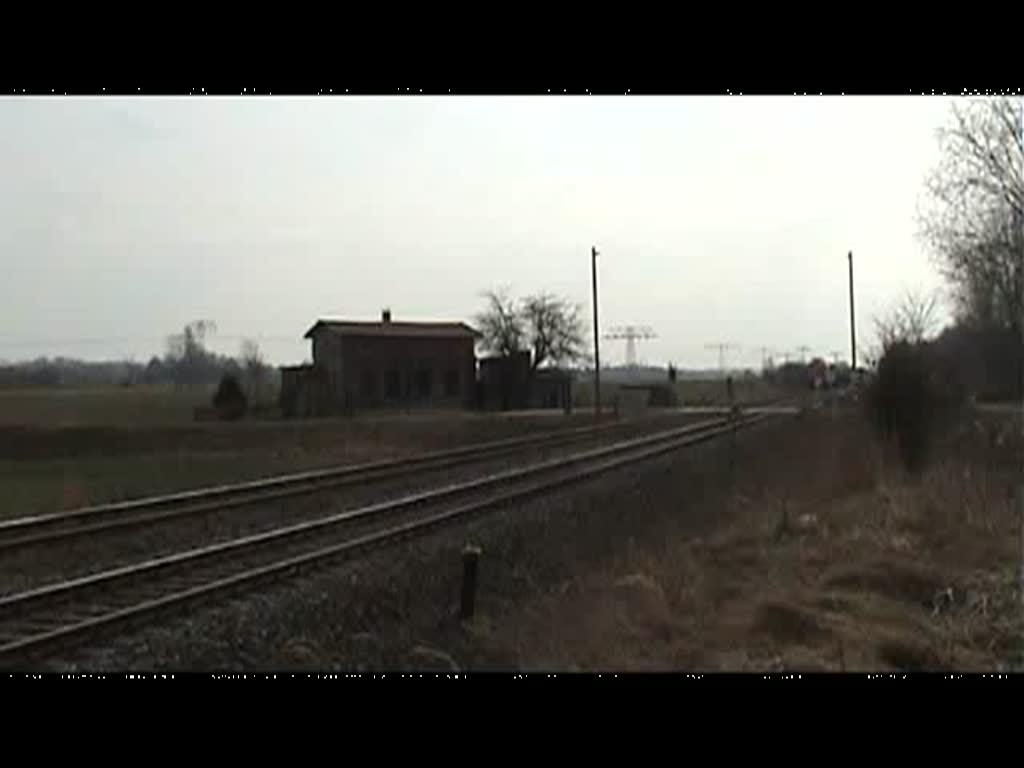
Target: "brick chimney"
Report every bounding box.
[382,308,392,324]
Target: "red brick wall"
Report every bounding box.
[334,335,476,409]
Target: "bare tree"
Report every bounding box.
[165,333,185,363]
[240,338,267,402]
[475,288,525,358]
[241,336,259,366]
[520,293,588,370]
[190,320,217,346]
[475,289,588,370]
[920,97,1023,333]
[165,319,218,388]
[875,289,942,351]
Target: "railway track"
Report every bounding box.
[0,413,687,553]
[0,411,775,668]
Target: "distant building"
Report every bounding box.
[477,351,574,413]
[478,351,532,411]
[530,368,574,412]
[280,310,478,417]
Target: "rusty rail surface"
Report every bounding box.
[0,411,780,668]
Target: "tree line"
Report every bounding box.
[868,96,1022,473]
[893,97,1023,402]
[921,98,1022,337]
[0,320,277,401]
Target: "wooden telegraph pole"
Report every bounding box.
[848,251,857,371]
[591,245,601,419]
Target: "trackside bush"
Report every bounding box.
[212,374,247,421]
[866,340,967,473]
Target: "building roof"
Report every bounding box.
[304,319,479,340]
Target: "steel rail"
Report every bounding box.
[0,416,732,614]
[0,414,689,551]
[0,412,777,666]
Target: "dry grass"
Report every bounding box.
[674,377,789,407]
[458,410,1023,672]
[59,408,1018,673]
[0,386,207,427]
[0,406,614,518]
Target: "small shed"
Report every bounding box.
[279,364,331,418]
[530,369,574,412]
[477,351,531,411]
[615,385,652,418]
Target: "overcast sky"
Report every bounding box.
[0,95,957,369]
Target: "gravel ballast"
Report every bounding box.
[47,416,792,672]
[0,416,706,595]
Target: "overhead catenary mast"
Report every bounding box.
[605,326,657,368]
[705,342,740,374]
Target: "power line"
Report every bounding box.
[0,336,167,347]
[704,342,740,373]
[756,345,777,370]
[0,334,299,348]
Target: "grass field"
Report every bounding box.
[0,380,797,518]
[0,377,790,428]
[0,386,207,427]
[0,385,626,518]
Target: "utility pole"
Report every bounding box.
[796,345,812,364]
[591,245,601,419]
[848,250,857,371]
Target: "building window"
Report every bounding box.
[416,369,432,399]
[386,370,401,399]
[444,369,459,397]
[361,370,376,400]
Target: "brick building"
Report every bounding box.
[280,310,478,416]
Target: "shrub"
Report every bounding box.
[931,324,1023,402]
[212,374,247,421]
[866,340,967,473]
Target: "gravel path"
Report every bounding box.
[46,416,791,672]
